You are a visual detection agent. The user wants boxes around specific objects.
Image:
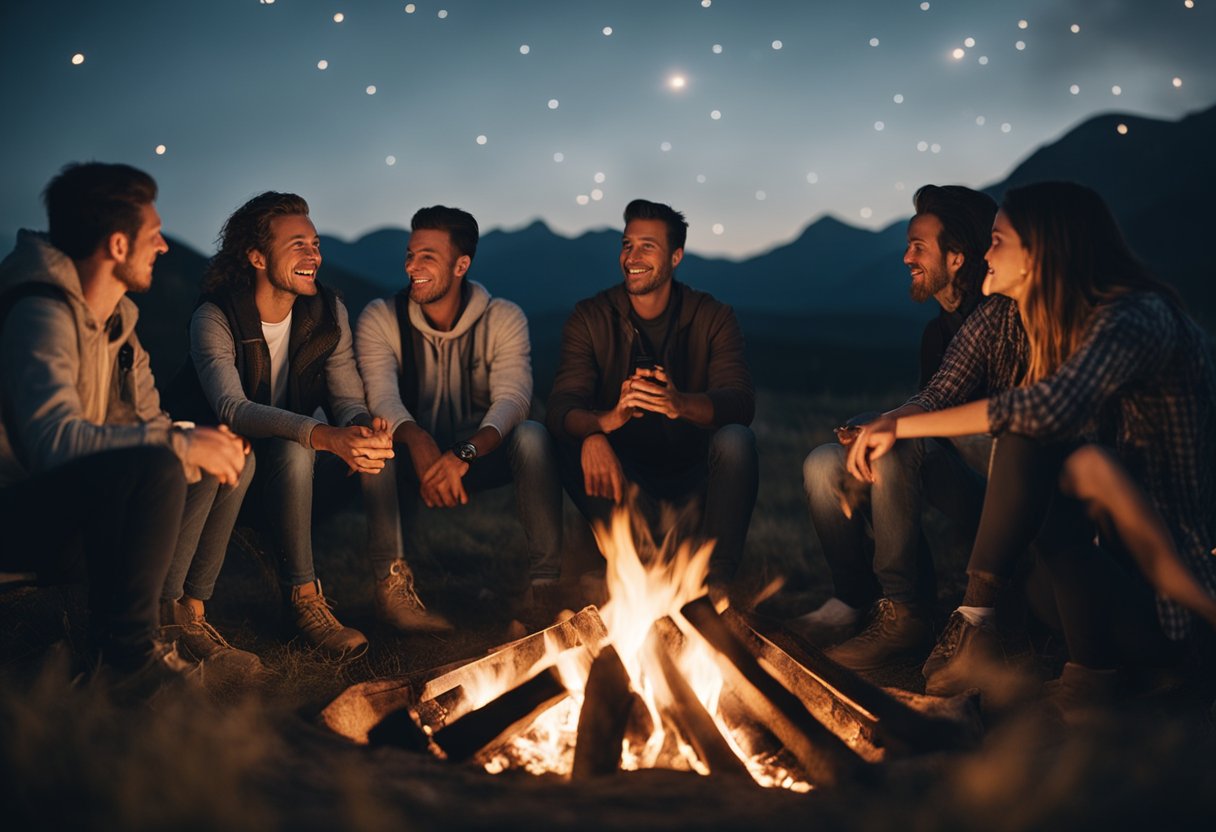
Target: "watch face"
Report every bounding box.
[456,442,477,462]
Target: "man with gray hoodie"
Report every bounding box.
[356,206,562,630]
[0,162,255,688]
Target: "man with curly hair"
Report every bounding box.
[168,192,391,659]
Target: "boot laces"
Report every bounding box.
[297,592,343,633]
[932,612,968,661]
[853,598,898,643]
[387,562,427,611]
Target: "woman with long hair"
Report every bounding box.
[848,181,1216,714]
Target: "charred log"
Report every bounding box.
[431,667,569,763]
[571,644,640,779]
[726,608,979,754]
[680,597,870,787]
[645,618,753,782]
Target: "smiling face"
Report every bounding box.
[620,218,682,296]
[405,228,468,305]
[254,214,321,297]
[982,209,1033,302]
[903,212,952,304]
[114,202,168,294]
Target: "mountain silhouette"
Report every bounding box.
[5,103,1211,395]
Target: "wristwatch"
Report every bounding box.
[453,440,478,463]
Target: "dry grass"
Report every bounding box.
[2,388,1215,829]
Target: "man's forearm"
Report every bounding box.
[565,407,620,438]
[675,391,715,428]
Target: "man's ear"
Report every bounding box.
[247,248,267,271]
[670,247,684,270]
[454,254,471,278]
[946,249,965,277]
[107,231,130,263]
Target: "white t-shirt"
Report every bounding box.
[262,312,293,409]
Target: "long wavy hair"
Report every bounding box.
[1002,181,1176,384]
[202,192,310,293]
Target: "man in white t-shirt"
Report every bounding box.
[166,192,393,659]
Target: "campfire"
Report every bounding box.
[322,509,980,789]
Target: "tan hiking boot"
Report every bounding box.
[374,560,452,633]
[825,598,932,671]
[922,610,1002,696]
[290,580,368,660]
[160,600,267,682]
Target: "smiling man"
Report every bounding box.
[356,205,561,630]
[168,192,392,659]
[546,199,757,598]
[792,185,998,671]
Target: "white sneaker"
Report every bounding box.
[787,597,862,648]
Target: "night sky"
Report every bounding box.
[1,0,1213,258]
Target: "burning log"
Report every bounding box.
[431,666,569,763]
[643,619,754,782]
[725,608,979,754]
[418,606,607,728]
[571,644,643,779]
[680,597,869,787]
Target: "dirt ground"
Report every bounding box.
[2,390,1215,830]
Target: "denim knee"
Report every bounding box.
[709,424,756,472]
[256,437,315,484]
[509,419,556,463]
[802,442,841,501]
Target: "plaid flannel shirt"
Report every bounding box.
[910,293,1216,640]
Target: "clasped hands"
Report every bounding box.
[582,366,684,503]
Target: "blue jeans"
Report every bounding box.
[803,436,988,607]
[558,424,759,584]
[244,437,320,587]
[161,453,256,602]
[361,420,564,583]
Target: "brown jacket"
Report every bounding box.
[546,281,753,472]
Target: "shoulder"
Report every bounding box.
[485,296,527,323]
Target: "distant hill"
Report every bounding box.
[5,103,1211,396]
[316,103,1216,328]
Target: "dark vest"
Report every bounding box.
[164,284,343,426]
[390,283,480,420]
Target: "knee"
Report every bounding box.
[803,442,844,493]
[509,420,557,464]
[872,436,922,478]
[258,437,315,482]
[709,424,756,472]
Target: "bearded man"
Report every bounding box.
[546,199,757,598]
[793,185,999,671]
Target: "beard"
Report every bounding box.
[624,265,672,296]
[909,261,950,303]
[114,257,152,294]
[409,272,454,305]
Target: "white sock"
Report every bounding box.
[956,605,995,627]
[800,597,860,626]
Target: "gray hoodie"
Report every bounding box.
[355,280,532,446]
[0,231,189,487]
